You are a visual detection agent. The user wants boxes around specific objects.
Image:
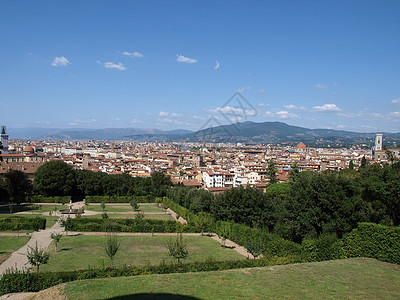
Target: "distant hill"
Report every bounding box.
[8,127,193,140]
[7,122,400,145]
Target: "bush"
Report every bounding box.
[0,216,46,231]
[65,218,200,233]
[85,195,157,203]
[25,196,71,204]
[301,233,339,262]
[332,222,400,264]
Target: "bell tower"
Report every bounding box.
[1,126,8,154]
[374,133,383,151]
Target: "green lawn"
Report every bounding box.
[0,236,30,264]
[82,213,173,221]
[59,258,400,299]
[85,204,164,213]
[41,235,244,271]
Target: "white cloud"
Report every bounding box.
[214,61,220,70]
[170,112,182,117]
[110,117,121,121]
[388,111,400,118]
[215,106,256,116]
[337,125,345,129]
[284,104,306,111]
[159,111,169,116]
[122,51,143,58]
[236,86,252,93]
[258,89,265,93]
[103,62,127,71]
[258,103,265,107]
[177,55,198,63]
[264,111,275,117]
[312,103,341,112]
[158,118,173,123]
[264,111,299,119]
[52,56,70,67]
[131,119,141,123]
[391,98,400,104]
[276,111,300,119]
[68,118,96,126]
[315,83,328,89]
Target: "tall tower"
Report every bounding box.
[374,133,383,151]
[1,126,8,154]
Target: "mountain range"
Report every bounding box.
[7,122,400,145]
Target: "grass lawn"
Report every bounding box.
[85,204,164,213]
[82,213,173,221]
[58,258,400,299]
[41,235,244,271]
[0,236,30,264]
[0,214,59,229]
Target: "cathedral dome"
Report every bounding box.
[295,142,306,149]
[23,146,35,153]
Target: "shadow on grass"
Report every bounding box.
[0,204,43,213]
[60,247,73,251]
[107,294,200,300]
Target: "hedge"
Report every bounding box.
[86,195,159,203]
[0,216,46,231]
[332,222,400,264]
[162,197,303,258]
[62,218,200,233]
[0,256,303,295]
[25,196,71,204]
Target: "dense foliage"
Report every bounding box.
[30,161,172,198]
[0,216,46,231]
[61,218,199,233]
[167,163,400,243]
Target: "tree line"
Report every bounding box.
[0,160,172,202]
[168,162,400,243]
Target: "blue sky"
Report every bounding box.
[1,0,399,133]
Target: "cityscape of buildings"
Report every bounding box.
[1,125,398,192]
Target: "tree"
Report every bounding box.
[349,160,354,170]
[194,212,214,235]
[130,199,139,211]
[165,234,189,264]
[267,159,278,184]
[26,242,50,272]
[34,161,76,196]
[104,233,121,267]
[360,156,367,169]
[50,232,62,252]
[4,169,32,203]
[245,232,265,259]
[289,161,300,182]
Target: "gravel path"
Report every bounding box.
[0,220,64,275]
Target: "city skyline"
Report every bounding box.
[1,1,400,132]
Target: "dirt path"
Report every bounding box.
[0,219,64,275]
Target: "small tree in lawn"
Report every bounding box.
[165,234,189,264]
[135,211,144,220]
[8,203,14,214]
[130,199,139,211]
[104,233,120,267]
[50,232,62,252]
[26,242,50,272]
[101,201,106,211]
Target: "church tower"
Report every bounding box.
[1,126,8,154]
[374,133,383,151]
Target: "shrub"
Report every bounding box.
[0,216,46,231]
[332,222,400,264]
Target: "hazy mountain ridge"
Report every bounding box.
[7,122,400,144]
